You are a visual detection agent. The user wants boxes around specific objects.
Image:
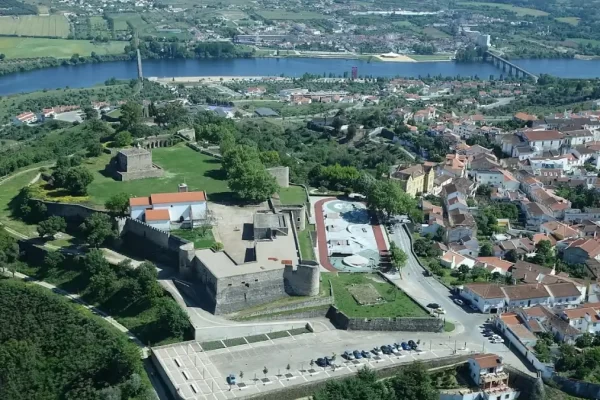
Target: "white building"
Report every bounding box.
[440,250,477,270]
[559,304,600,335]
[129,190,208,231]
[520,129,564,152]
[461,283,506,314]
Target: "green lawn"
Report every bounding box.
[410,54,454,61]
[566,38,600,46]
[422,27,450,39]
[0,15,70,37]
[82,145,231,207]
[0,37,127,59]
[556,17,580,26]
[171,228,216,249]
[279,186,306,205]
[256,10,325,20]
[457,1,548,16]
[323,273,428,318]
[298,224,315,261]
[0,165,49,237]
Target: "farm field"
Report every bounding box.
[556,17,580,26]
[456,1,548,16]
[0,15,70,37]
[89,16,110,36]
[0,37,127,59]
[107,13,155,35]
[255,10,326,20]
[422,27,450,39]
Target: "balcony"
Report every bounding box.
[481,371,509,384]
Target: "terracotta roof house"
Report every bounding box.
[476,257,514,275]
[540,221,582,241]
[563,238,600,265]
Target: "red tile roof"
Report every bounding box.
[150,191,206,204]
[471,353,502,369]
[145,209,170,221]
[130,197,151,207]
[522,130,564,142]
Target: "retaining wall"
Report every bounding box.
[240,306,331,321]
[550,375,600,399]
[38,200,103,223]
[233,295,333,320]
[326,306,444,332]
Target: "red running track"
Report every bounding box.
[313,197,388,272]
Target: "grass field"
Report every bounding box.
[409,54,454,61]
[0,37,127,59]
[323,273,428,318]
[108,13,155,35]
[566,38,600,46]
[278,186,306,205]
[0,164,51,237]
[298,224,315,261]
[89,16,110,36]
[171,228,216,249]
[256,10,326,20]
[457,1,548,16]
[81,145,230,207]
[556,17,580,26]
[0,15,70,38]
[422,27,450,39]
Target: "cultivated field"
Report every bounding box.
[0,37,127,59]
[556,17,580,26]
[107,13,155,35]
[457,1,548,16]
[0,15,70,38]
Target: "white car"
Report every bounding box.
[453,299,464,306]
[390,346,399,354]
[492,338,505,344]
[435,308,446,314]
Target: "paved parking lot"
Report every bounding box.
[153,325,522,400]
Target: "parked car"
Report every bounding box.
[361,350,372,358]
[427,303,440,309]
[389,345,399,354]
[492,338,504,344]
[226,374,236,385]
[482,330,494,337]
[343,351,355,360]
[401,342,411,351]
[353,350,363,359]
[454,299,464,306]
[435,307,446,314]
[316,358,327,367]
[381,345,392,355]
[372,347,383,356]
[408,340,417,350]
[469,304,478,311]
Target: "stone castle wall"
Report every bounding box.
[284,262,320,296]
[39,200,103,223]
[267,166,290,188]
[115,166,164,181]
[326,306,444,332]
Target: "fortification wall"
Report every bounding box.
[39,200,102,223]
[115,167,164,181]
[284,262,320,296]
[267,166,290,188]
[233,295,333,320]
[326,306,444,332]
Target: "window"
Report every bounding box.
[497,396,501,400]
[505,395,510,399]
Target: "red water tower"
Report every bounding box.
[351,66,358,79]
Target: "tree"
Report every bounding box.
[389,362,439,400]
[89,270,118,303]
[87,142,104,157]
[114,131,132,147]
[37,216,66,239]
[389,242,407,272]
[533,340,551,362]
[471,266,490,282]
[119,102,143,129]
[576,333,595,348]
[44,251,65,269]
[105,193,130,216]
[366,180,416,221]
[80,213,116,248]
[157,297,189,338]
[476,184,492,197]
[0,53,5,60]
[479,242,494,257]
[65,166,94,196]
[504,249,518,262]
[82,106,97,120]
[228,159,279,203]
[457,264,471,281]
[532,240,554,266]
[263,367,268,378]
[135,262,162,303]
[346,124,357,141]
[259,151,280,168]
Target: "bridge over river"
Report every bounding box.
[485,50,539,82]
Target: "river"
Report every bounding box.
[1,57,600,96]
